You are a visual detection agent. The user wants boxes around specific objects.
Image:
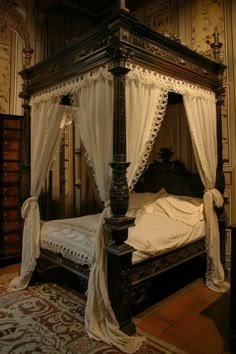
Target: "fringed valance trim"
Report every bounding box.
[126,62,216,101]
[31,62,216,105]
[31,64,114,104]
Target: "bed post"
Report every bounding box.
[211,31,226,269]
[105,44,136,335]
[19,72,31,207]
[216,85,226,269]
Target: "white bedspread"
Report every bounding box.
[40,214,100,266]
[40,191,205,266]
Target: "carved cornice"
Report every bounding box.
[119,29,224,88]
[24,36,112,91]
[23,10,226,94]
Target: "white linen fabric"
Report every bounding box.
[142,189,204,227]
[128,190,165,210]
[72,70,114,203]
[40,214,101,266]
[39,192,205,263]
[125,72,168,189]
[183,94,229,292]
[9,97,67,291]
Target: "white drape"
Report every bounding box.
[72,74,114,203]
[183,94,229,292]
[9,97,66,290]
[73,71,153,353]
[126,74,168,189]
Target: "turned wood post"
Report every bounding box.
[19,74,31,205]
[105,46,136,335]
[215,86,226,269]
[209,30,226,269]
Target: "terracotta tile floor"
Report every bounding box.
[134,278,232,354]
[0,263,232,353]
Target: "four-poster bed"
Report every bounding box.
[10,5,229,353]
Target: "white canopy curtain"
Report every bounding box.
[71,67,169,353]
[183,94,229,292]
[9,96,67,291]
[125,74,168,189]
[126,62,229,293]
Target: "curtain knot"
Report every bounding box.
[104,200,110,208]
[21,196,39,219]
[204,188,224,208]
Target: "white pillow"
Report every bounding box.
[129,188,167,211]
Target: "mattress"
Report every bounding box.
[40,189,206,266]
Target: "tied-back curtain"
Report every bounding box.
[72,71,147,353]
[9,96,66,291]
[183,94,229,292]
[73,67,169,353]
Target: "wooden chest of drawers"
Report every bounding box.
[0,113,23,265]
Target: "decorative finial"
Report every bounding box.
[210,26,222,62]
[120,0,129,12]
[213,27,219,43]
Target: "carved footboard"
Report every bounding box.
[37,236,206,317]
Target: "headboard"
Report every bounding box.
[134,159,204,198]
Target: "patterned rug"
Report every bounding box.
[0,273,187,354]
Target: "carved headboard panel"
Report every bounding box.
[134,159,204,198]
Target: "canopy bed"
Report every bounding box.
[10,5,229,353]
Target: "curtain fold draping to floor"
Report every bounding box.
[183,94,229,292]
[9,97,67,290]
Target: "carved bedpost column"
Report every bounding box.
[19,73,31,205]
[210,29,226,269]
[215,86,226,269]
[105,46,136,335]
[215,86,225,194]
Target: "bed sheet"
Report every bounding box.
[40,191,205,266]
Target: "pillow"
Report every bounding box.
[129,188,166,211]
[142,192,204,226]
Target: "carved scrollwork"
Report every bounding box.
[132,239,205,285]
[107,45,134,66]
[124,32,208,76]
[110,162,129,217]
[0,0,33,67]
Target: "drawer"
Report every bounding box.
[1,161,19,171]
[0,233,21,256]
[1,186,19,197]
[2,172,19,183]
[1,196,19,207]
[2,140,19,150]
[1,220,20,233]
[1,150,19,160]
[2,130,20,140]
[0,118,21,129]
[2,209,20,221]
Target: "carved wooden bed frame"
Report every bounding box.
[19,8,226,335]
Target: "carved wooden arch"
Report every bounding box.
[0,0,33,67]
